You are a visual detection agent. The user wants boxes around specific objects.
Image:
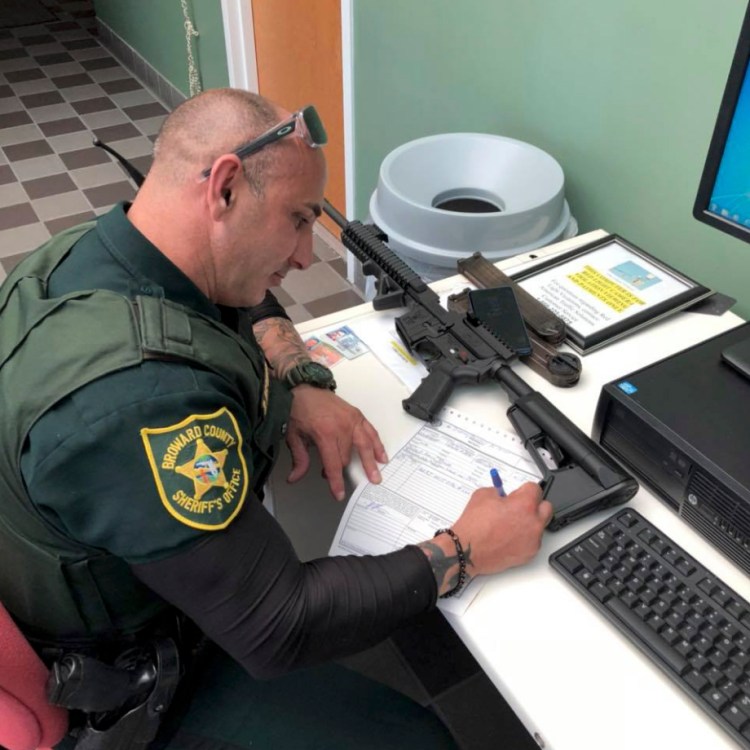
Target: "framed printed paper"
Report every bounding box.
[509,234,712,353]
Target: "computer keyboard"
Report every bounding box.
[549,508,750,749]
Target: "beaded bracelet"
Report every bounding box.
[433,527,467,598]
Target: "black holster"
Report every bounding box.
[47,637,181,750]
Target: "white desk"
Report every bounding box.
[269,230,749,750]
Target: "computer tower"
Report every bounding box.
[593,322,750,575]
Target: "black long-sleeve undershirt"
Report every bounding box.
[132,492,437,679]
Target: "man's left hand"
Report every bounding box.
[285,386,387,501]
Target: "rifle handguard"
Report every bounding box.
[323,201,639,529]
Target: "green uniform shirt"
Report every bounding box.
[19,203,283,565]
[4,203,436,666]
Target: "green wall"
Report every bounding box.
[93,0,228,95]
[353,0,750,319]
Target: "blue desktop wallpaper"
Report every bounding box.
[709,58,750,231]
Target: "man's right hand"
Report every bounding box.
[419,482,552,598]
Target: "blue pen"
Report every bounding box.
[490,468,506,497]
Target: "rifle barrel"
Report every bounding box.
[323,199,348,230]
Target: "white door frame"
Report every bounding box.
[220,0,355,221]
[220,0,258,93]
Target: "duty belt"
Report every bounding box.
[47,638,180,750]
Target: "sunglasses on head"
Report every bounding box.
[200,104,327,179]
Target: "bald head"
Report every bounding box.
[127,87,327,307]
[150,88,285,190]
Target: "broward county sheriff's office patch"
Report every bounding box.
[140,407,248,530]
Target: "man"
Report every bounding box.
[0,88,552,749]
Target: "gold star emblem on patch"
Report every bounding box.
[175,438,229,500]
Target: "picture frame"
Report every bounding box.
[509,234,713,354]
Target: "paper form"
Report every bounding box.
[329,408,543,616]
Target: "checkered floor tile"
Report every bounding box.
[0,0,361,322]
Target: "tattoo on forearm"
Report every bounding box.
[418,540,474,594]
[252,317,311,378]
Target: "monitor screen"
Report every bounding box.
[694,4,750,243]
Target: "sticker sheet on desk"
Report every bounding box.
[304,325,369,367]
[329,407,543,616]
[322,325,369,359]
[304,336,343,367]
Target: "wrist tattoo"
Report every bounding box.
[418,539,473,596]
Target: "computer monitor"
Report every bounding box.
[694,3,750,243]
